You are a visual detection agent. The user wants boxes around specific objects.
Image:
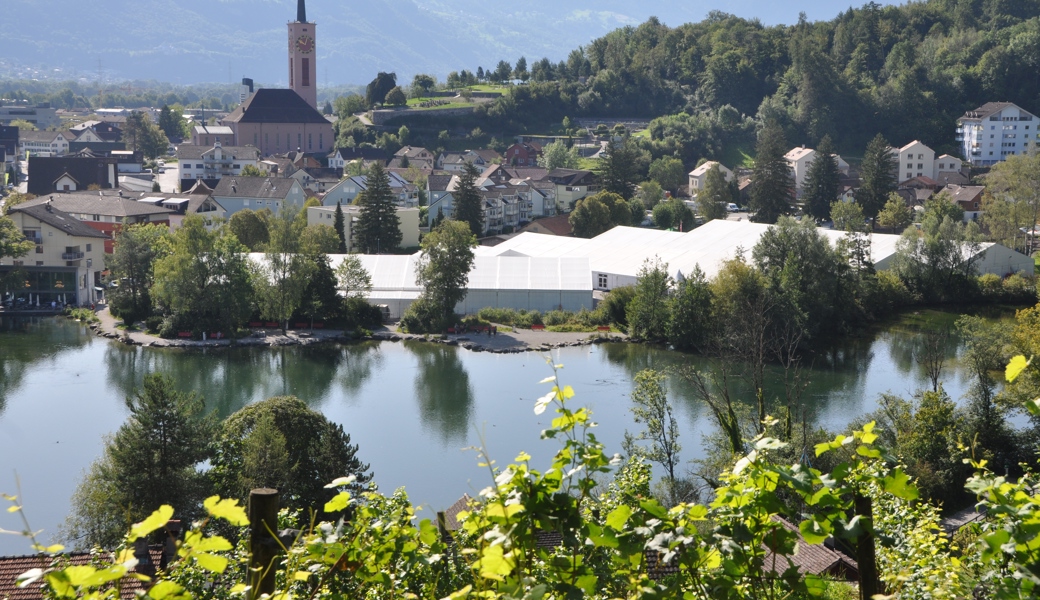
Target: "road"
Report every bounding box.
[154,162,181,194]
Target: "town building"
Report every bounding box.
[17,192,175,253]
[956,102,1039,166]
[191,125,236,146]
[545,168,597,212]
[504,142,542,167]
[944,184,986,221]
[27,154,119,195]
[687,161,733,196]
[436,149,501,172]
[18,130,73,157]
[327,146,390,170]
[1,202,107,306]
[221,88,333,156]
[891,140,936,183]
[0,103,59,129]
[177,141,261,191]
[388,146,435,171]
[784,147,815,194]
[288,0,318,109]
[306,204,420,251]
[210,176,306,217]
[323,171,419,207]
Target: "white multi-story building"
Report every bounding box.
[784,147,815,194]
[177,141,261,191]
[18,131,72,157]
[957,102,1039,167]
[891,140,936,183]
[687,161,733,197]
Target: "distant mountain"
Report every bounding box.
[0,0,897,86]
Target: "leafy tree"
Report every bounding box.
[514,57,529,82]
[301,224,341,254]
[227,208,270,251]
[333,202,347,253]
[801,136,840,222]
[985,153,1040,253]
[335,255,372,299]
[212,395,371,521]
[877,192,912,231]
[892,198,980,301]
[404,220,476,332]
[297,253,342,326]
[626,258,671,341]
[108,223,167,326]
[749,121,792,223]
[648,156,686,195]
[829,200,867,232]
[538,141,581,171]
[1,191,35,215]
[334,94,368,118]
[0,214,34,259]
[452,162,484,238]
[63,374,214,549]
[123,111,169,159]
[652,197,693,230]
[596,139,642,200]
[411,74,436,98]
[607,192,631,226]
[621,369,682,505]
[494,60,512,83]
[698,164,730,222]
[157,104,186,141]
[355,163,402,253]
[239,164,268,177]
[9,119,36,131]
[668,265,713,352]
[636,180,664,210]
[384,87,407,107]
[257,204,315,331]
[366,72,397,106]
[857,133,897,223]
[569,194,613,238]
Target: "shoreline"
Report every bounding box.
[86,307,628,353]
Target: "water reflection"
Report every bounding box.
[0,317,91,415]
[404,340,473,444]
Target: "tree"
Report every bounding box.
[985,152,1040,254]
[334,94,368,118]
[538,141,581,171]
[621,369,682,505]
[627,258,671,341]
[513,57,529,82]
[411,74,436,98]
[301,224,341,254]
[829,200,867,232]
[403,220,476,332]
[384,86,407,107]
[9,119,36,131]
[802,136,840,222]
[857,133,897,224]
[0,214,33,259]
[749,120,793,223]
[452,162,484,237]
[636,180,664,210]
[157,105,185,141]
[569,194,613,238]
[698,164,731,222]
[227,208,270,251]
[108,223,167,326]
[334,202,347,252]
[212,395,371,522]
[366,72,397,106]
[494,60,512,83]
[596,139,642,200]
[258,204,317,331]
[354,163,402,253]
[63,374,214,549]
[1,192,35,215]
[297,253,342,326]
[669,266,713,352]
[877,192,913,231]
[123,111,169,159]
[239,164,268,177]
[648,156,686,195]
[335,255,372,299]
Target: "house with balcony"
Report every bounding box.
[16,193,175,253]
[1,202,107,306]
[322,171,419,207]
[211,176,306,217]
[177,141,261,192]
[957,102,1039,166]
[545,168,598,212]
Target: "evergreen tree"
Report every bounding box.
[668,266,714,352]
[627,258,672,341]
[749,121,793,223]
[857,133,897,224]
[596,138,642,200]
[334,201,347,253]
[877,192,913,231]
[802,136,841,223]
[452,162,484,237]
[698,164,731,222]
[354,163,402,254]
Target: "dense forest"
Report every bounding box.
[455,0,1040,161]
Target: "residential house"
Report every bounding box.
[288,167,343,194]
[545,168,598,212]
[1,202,107,306]
[957,101,1039,166]
[891,140,936,183]
[326,146,390,170]
[222,88,334,156]
[27,154,119,195]
[306,204,420,251]
[70,120,122,142]
[687,161,733,196]
[18,130,73,157]
[177,141,262,192]
[388,146,435,171]
[18,192,174,253]
[436,149,501,172]
[504,142,542,167]
[784,147,815,194]
[211,176,306,217]
[191,125,236,146]
[518,214,573,237]
[944,184,986,221]
[323,171,419,207]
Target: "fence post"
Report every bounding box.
[248,488,279,599]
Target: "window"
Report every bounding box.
[906,172,912,179]
[233,164,240,169]
[918,163,923,169]
[597,273,608,288]
[93,214,99,221]
[906,163,912,169]
[196,164,203,169]
[918,154,923,159]
[86,244,91,252]
[308,134,312,150]
[302,58,310,86]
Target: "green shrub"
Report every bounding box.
[66,307,99,324]
[599,286,636,326]
[145,315,163,333]
[543,310,570,326]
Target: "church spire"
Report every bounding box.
[297,0,306,23]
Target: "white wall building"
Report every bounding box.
[957,102,1039,166]
[687,161,733,197]
[784,147,815,193]
[891,140,936,183]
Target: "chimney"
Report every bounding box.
[133,537,156,578]
[161,520,182,571]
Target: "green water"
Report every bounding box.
[0,309,1001,553]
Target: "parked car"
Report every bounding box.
[726,203,740,212]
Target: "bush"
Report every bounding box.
[543,310,570,326]
[476,307,542,328]
[341,298,383,330]
[65,307,99,324]
[599,286,636,327]
[145,315,163,333]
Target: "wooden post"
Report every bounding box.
[248,488,279,600]
[854,492,882,600]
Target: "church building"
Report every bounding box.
[222,0,332,157]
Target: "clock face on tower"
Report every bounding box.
[295,35,314,54]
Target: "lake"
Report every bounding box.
[0,309,995,554]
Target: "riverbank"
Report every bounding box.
[87,307,626,353]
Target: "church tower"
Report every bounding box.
[287,0,317,109]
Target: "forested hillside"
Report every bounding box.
[468,0,1040,160]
